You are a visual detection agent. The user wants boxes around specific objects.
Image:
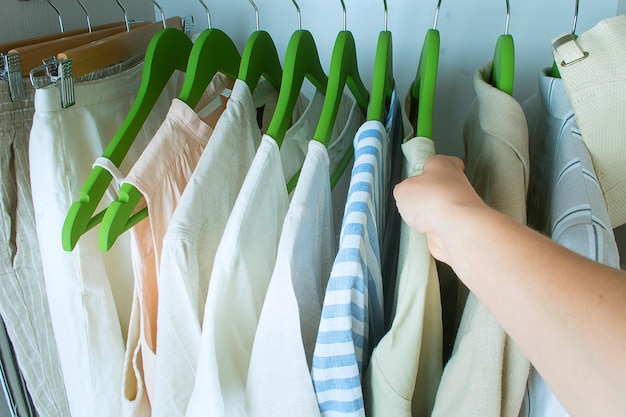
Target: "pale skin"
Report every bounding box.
[393,155,626,417]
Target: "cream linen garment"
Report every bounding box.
[151,78,294,417]
[185,93,362,417]
[363,132,442,416]
[118,74,233,416]
[29,57,182,417]
[0,77,69,417]
[551,15,626,228]
[431,61,530,417]
[244,92,361,417]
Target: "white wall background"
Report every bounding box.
[0,0,622,155]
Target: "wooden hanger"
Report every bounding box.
[9,23,150,77]
[237,0,283,92]
[367,0,394,122]
[57,17,183,79]
[0,22,128,54]
[410,0,441,140]
[62,16,193,251]
[490,0,514,95]
[313,0,369,188]
[98,3,241,251]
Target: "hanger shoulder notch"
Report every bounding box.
[367,30,394,122]
[411,28,440,139]
[178,28,241,108]
[313,31,369,146]
[238,30,282,92]
[266,29,328,145]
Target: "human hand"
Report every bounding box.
[393,155,487,265]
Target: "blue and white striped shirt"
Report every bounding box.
[311,95,397,417]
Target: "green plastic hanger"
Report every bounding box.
[312,15,369,187]
[367,0,394,122]
[313,29,369,188]
[490,0,514,95]
[266,19,327,146]
[410,0,441,140]
[237,0,282,92]
[492,34,514,95]
[61,19,193,251]
[491,0,515,95]
[98,6,242,251]
[312,0,369,188]
[312,33,369,147]
[410,28,439,139]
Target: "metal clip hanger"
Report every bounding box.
[29,57,75,108]
[0,53,26,102]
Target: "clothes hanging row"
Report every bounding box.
[0,1,624,416]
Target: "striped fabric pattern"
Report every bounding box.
[0,79,70,417]
[550,122,619,267]
[520,75,619,417]
[311,120,389,417]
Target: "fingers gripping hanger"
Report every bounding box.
[238,0,283,92]
[312,0,369,188]
[266,0,328,148]
[550,0,586,78]
[62,1,194,252]
[367,0,394,122]
[410,0,442,139]
[490,0,514,95]
[96,1,241,251]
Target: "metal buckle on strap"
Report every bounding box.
[552,33,589,68]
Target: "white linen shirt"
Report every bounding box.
[185,93,362,417]
[152,79,293,417]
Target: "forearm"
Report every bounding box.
[445,204,626,417]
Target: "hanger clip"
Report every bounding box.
[29,57,75,109]
[182,15,194,37]
[1,53,26,102]
[552,34,589,68]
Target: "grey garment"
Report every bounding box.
[520,73,619,417]
[0,78,70,417]
[0,316,37,417]
[525,72,619,267]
